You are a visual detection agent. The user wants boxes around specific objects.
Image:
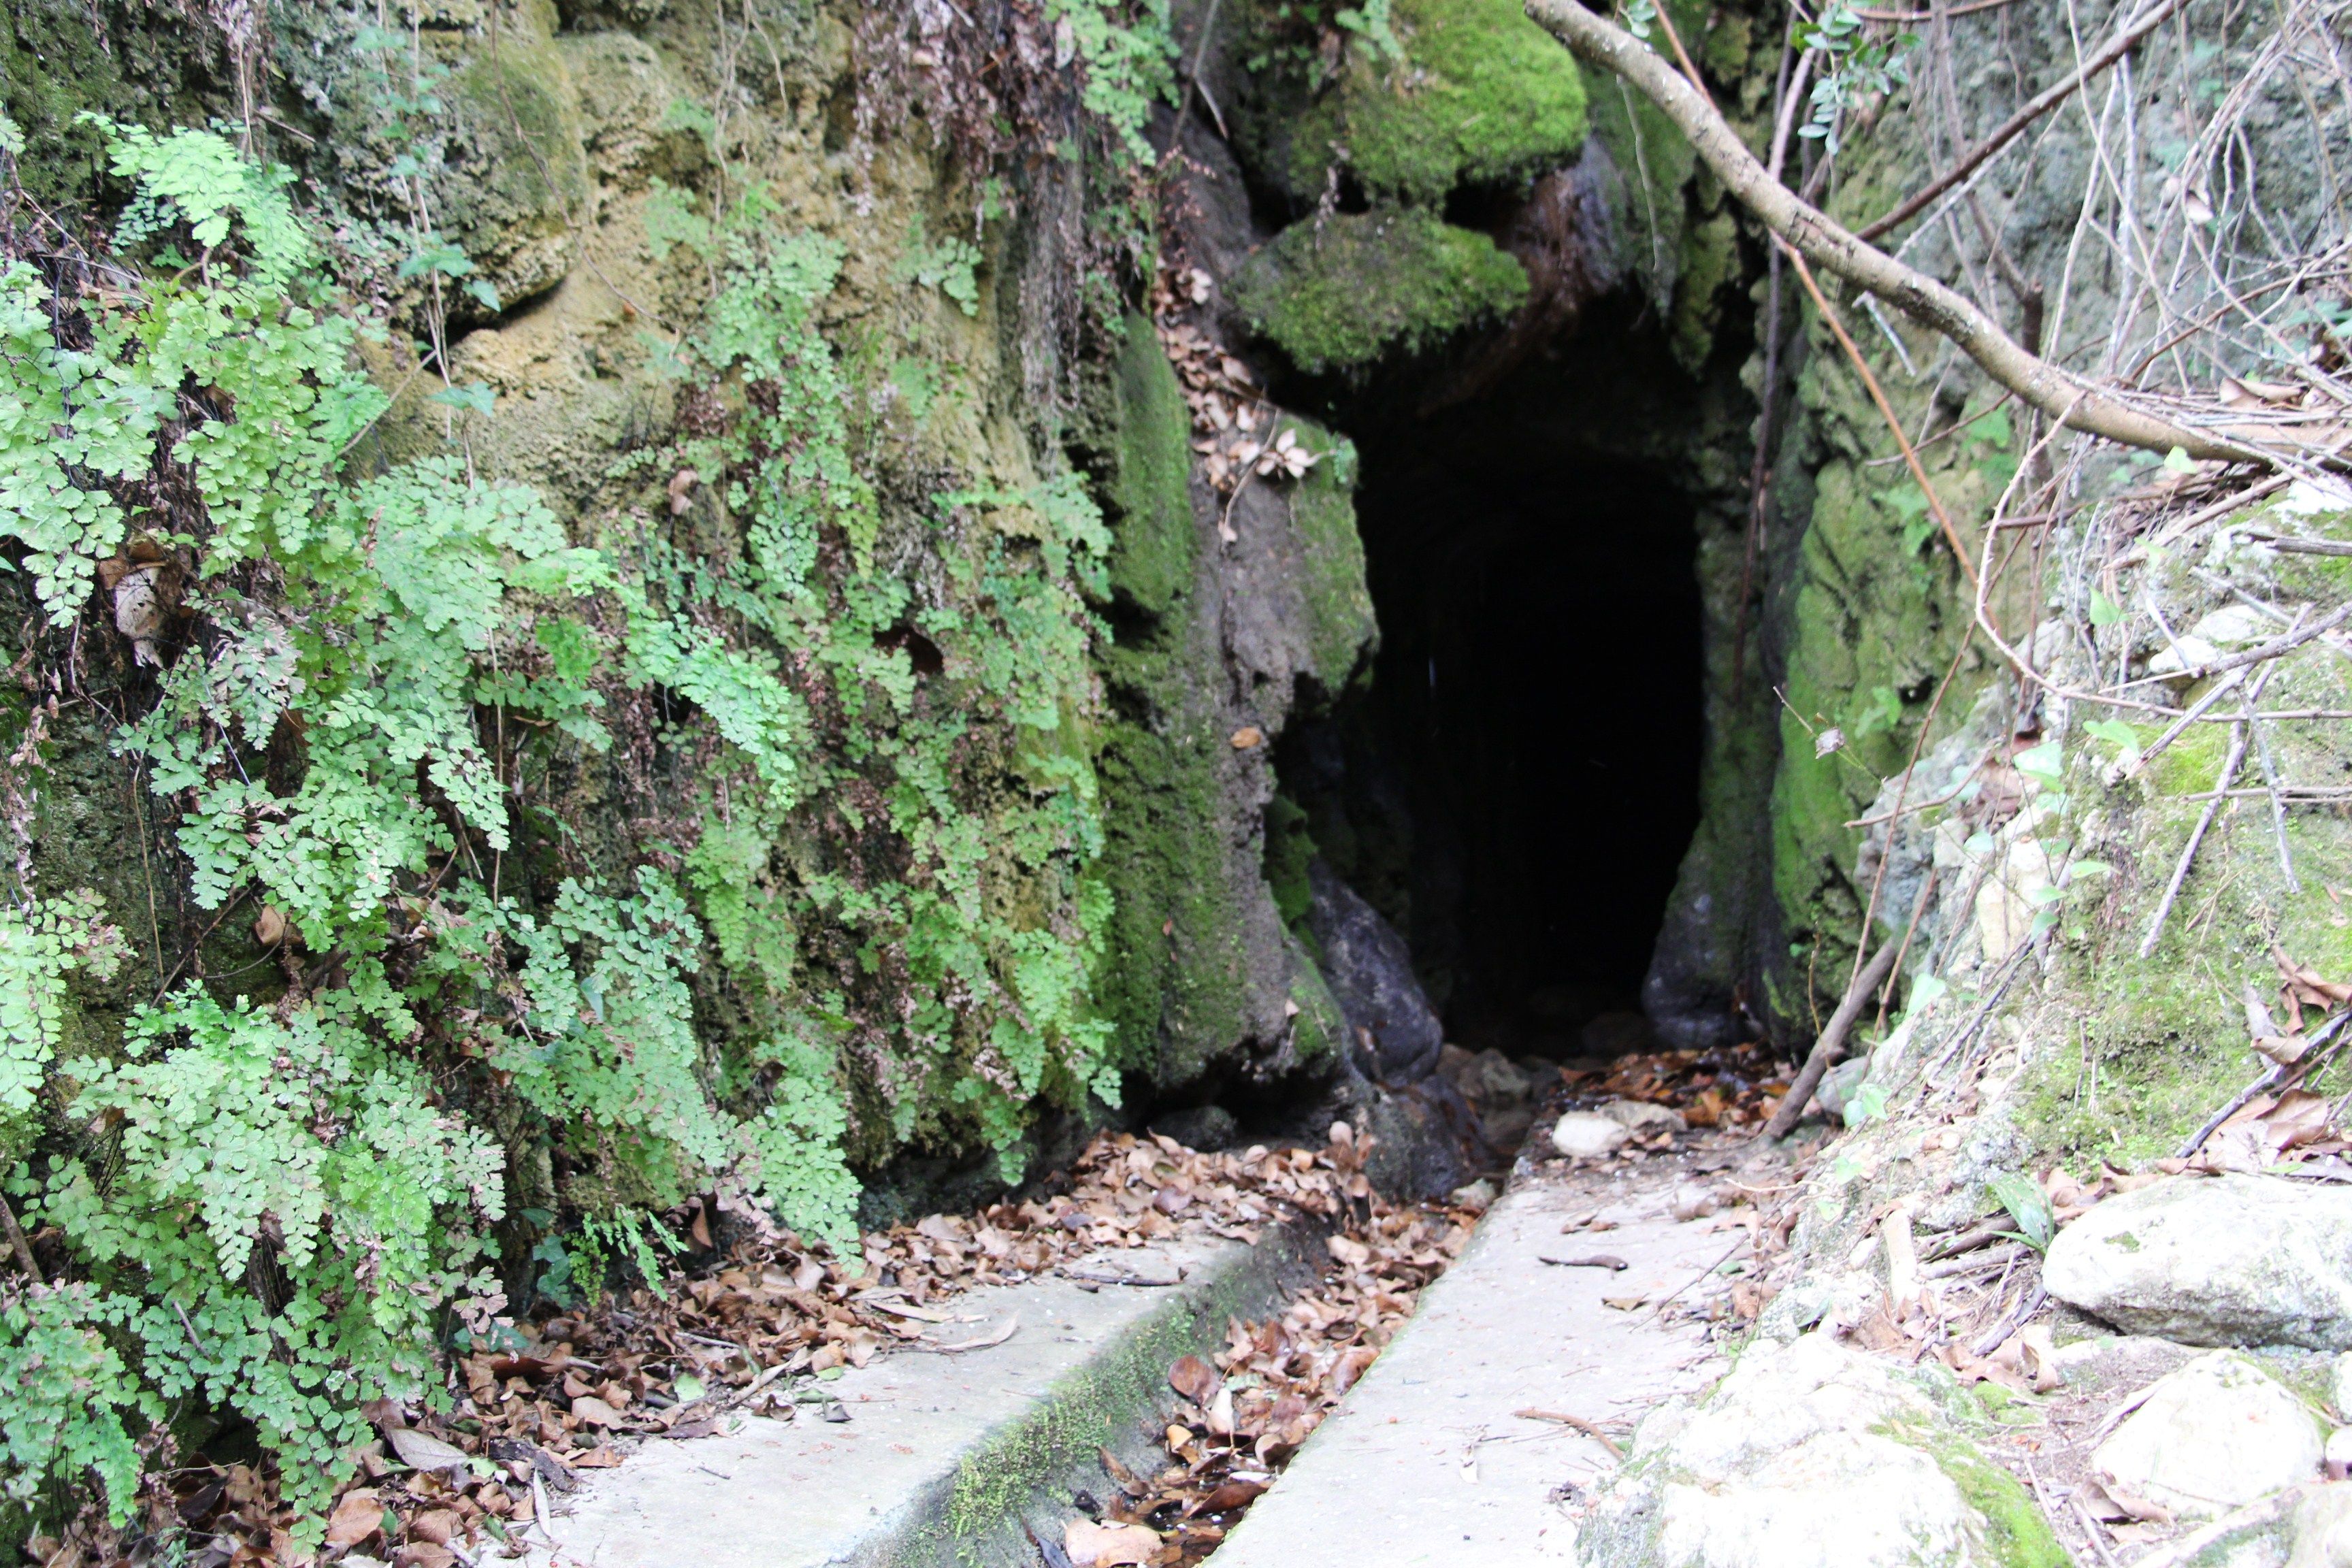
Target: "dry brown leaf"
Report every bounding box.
[1168,1355,1220,1407]
[324,1488,383,1549]
[1064,1519,1164,1567]
[406,1508,463,1546]
[386,1429,470,1473]
[570,1395,620,1427]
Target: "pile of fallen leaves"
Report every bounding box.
[56,1129,1394,1568]
[1048,1126,1479,1567]
[1563,1040,1791,1130]
[1148,261,1318,508]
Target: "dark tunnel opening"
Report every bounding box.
[1278,304,1710,1069]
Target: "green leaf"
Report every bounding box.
[2013,740,2065,783]
[427,382,497,415]
[1987,1173,2054,1251]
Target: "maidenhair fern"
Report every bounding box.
[0,65,1132,1532]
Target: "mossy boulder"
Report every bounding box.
[1276,0,1587,205]
[1230,207,1529,376]
[1577,1335,2065,1568]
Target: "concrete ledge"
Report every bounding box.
[529,1215,1327,1568]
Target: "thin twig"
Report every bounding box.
[2120,667,2246,780]
[1860,0,2192,241]
[2242,683,2300,891]
[1523,0,2257,460]
[0,1193,41,1283]
[2177,1010,2351,1160]
[2138,717,2252,958]
[1763,911,1918,1139]
[1784,245,1981,588]
[1512,1409,1624,1456]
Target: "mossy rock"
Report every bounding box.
[1279,0,1587,205]
[1230,207,1530,376]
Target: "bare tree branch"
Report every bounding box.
[1857,0,2193,242]
[1522,0,2257,462]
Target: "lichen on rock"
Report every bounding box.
[1574,1335,2066,1568]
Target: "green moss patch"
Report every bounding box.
[1282,0,1587,204]
[1231,208,1529,376]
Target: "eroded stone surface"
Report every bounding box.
[1575,1335,2063,1568]
[2093,1350,2323,1520]
[2044,1175,2352,1350]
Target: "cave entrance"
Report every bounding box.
[1284,307,1708,1065]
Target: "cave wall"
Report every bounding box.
[0,0,1391,1230]
[7,0,2317,1191]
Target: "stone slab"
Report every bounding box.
[1208,1167,1735,1567]
[527,1218,1325,1568]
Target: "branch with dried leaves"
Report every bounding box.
[1521,0,2255,462]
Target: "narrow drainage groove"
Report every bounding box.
[319,1127,1471,1566]
[1056,1134,1482,1566]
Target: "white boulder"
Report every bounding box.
[2044,1174,2352,1350]
[1573,1335,2063,1567]
[1599,1098,1686,1134]
[1550,1112,1632,1158]
[2094,1350,2323,1520]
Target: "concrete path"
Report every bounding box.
[527,1220,1325,1568]
[1209,1160,1742,1567]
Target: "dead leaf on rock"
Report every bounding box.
[1064,1518,1164,1567]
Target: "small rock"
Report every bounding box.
[1598,1098,1686,1134]
[1550,1113,1631,1159]
[1574,1335,2063,1567]
[1670,1182,1720,1222]
[2327,1426,2352,1483]
[1449,1179,1497,1214]
[2093,1350,2322,1519]
[2044,1174,2352,1349]
[1816,1056,1871,1122]
[1754,1270,1880,1343]
[1468,1047,1533,1103]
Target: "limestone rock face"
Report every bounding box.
[1574,1335,2064,1568]
[2044,1175,2352,1350]
[2093,1350,2323,1520]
